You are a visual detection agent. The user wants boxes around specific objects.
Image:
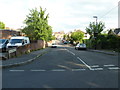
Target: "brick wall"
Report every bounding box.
[30,40,46,51]
[16,40,46,56]
[0,30,21,39]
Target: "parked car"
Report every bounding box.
[7,36,30,48]
[75,43,87,50]
[51,43,57,48]
[64,41,68,44]
[0,39,9,51]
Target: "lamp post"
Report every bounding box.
[93,16,97,24]
[93,16,98,50]
[84,32,87,46]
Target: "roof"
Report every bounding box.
[53,31,65,34]
[118,32,120,36]
[0,29,20,32]
[114,28,120,34]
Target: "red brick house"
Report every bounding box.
[0,29,21,39]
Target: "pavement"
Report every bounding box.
[88,49,119,56]
[0,47,51,69]
[0,45,118,69]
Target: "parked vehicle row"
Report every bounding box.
[62,40,70,44]
[0,36,30,52]
[1,37,87,52]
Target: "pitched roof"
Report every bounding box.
[114,28,120,34]
[0,29,20,32]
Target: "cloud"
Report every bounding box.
[0,0,29,29]
[47,0,119,32]
[0,0,119,32]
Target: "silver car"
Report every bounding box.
[75,43,87,50]
[0,39,9,52]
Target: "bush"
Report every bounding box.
[89,34,120,51]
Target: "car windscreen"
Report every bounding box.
[77,44,86,46]
[80,44,86,46]
[52,43,56,45]
[0,39,6,44]
[10,39,23,44]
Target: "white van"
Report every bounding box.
[7,36,30,48]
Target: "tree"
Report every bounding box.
[51,35,56,40]
[86,21,105,39]
[22,7,52,41]
[71,31,84,42]
[0,21,5,29]
[67,34,71,41]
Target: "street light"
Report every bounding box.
[93,16,98,50]
[93,16,98,32]
[84,32,87,44]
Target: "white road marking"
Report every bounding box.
[77,57,94,71]
[108,67,120,70]
[104,64,115,67]
[51,69,66,72]
[9,70,25,72]
[69,51,75,56]
[93,68,103,71]
[66,49,75,56]
[31,70,46,72]
[91,65,99,68]
[72,69,86,71]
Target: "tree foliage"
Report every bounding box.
[86,21,105,38]
[86,34,120,51]
[51,35,56,40]
[71,31,84,42]
[0,21,5,29]
[22,7,53,41]
[85,21,120,51]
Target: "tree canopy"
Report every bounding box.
[71,31,84,42]
[86,21,105,39]
[22,7,53,41]
[0,21,5,29]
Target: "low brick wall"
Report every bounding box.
[30,40,44,51]
[8,40,46,58]
[17,40,45,54]
[16,44,30,56]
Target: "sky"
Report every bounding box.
[0,0,119,33]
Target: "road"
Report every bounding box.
[2,42,119,88]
